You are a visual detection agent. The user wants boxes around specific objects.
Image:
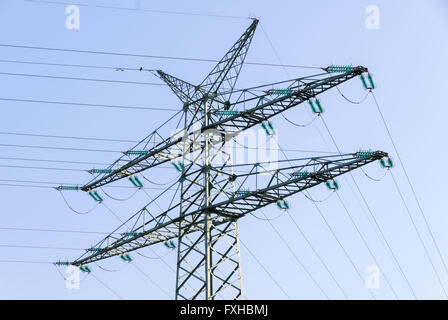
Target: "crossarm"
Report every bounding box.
[71,151,386,266]
[81,68,367,191]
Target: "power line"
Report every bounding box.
[0,156,111,166]
[334,192,399,299]
[0,131,139,143]
[0,71,164,86]
[260,19,404,300]
[0,141,342,155]
[0,97,179,111]
[262,24,383,299]
[0,143,120,153]
[89,272,124,299]
[0,165,85,172]
[129,262,172,299]
[319,115,418,299]
[239,239,291,299]
[0,43,322,69]
[0,58,153,72]
[371,91,448,282]
[389,170,448,297]
[305,194,376,299]
[0,226,116,235]
[0,183,57,189]
[260,209,330,299]
[0,244,83,251]
[0,179,178,192]
[272,134,376,299]
[285,211,349,299]
[25,0,250,20]
[0,259,53,264]
[258,21,333,152]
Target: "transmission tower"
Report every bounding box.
[57,19,389,300]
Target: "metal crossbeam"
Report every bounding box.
[81,68,366,191]
[71,151,386,266]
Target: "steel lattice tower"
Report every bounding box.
[60,19,389,300]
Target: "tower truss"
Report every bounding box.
[63,19,388,300]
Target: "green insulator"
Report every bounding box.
[120,254,132,261]
[276,201,283,209]
[380,157,393,168]
[88,191,98,201]
[269,88,292,96]
[357,150,371,158]
[329,64,352,73]
[94,191,103,202]
[387,158,394,167]
[315,99,323,113]
[124,232,137,237]
[261,122,268,130]
[293,170,308,178]
[171,161,182,172]
[127,150,148,155]
[236,190,250,197]
[217,110,238,116]
[267,121,275,131]
[129,176,138,187]
[134,176,143,187]
[91,169,112,174]
[326,180,339,190]
[58,185,79,191]
[80,266,91,273]
[309,100,317,113]
[360,74,369,90]
[262,122,274,135]
[367,73,375,89]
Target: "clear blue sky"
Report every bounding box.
[0,0,447,299]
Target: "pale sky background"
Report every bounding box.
[0,0,448,299]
